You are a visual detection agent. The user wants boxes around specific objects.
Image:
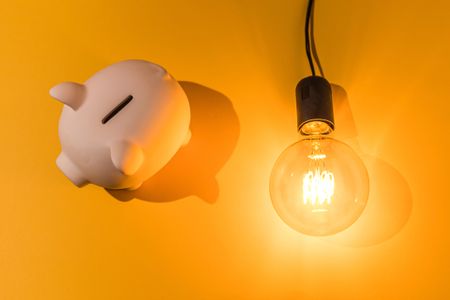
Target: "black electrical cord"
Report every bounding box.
[305,0,316,76]
[309,0,325,77]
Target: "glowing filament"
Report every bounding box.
[308,153,326,160]
[303,169,335,206]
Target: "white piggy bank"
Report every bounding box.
[50,60,190,190]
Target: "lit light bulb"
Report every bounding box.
[270,77,369,236]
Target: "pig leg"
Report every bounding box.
[56,152,88,187]
[126,182,142,191]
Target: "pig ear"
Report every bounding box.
[49,82,85,110]
[110,140,144,176]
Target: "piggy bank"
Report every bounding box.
[50,60,190,190]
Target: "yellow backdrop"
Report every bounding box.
[1,0,449,299]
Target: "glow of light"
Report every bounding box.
[303,169,335,207]
[308,153,326,160]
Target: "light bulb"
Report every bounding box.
[270,134,369,236]
[270,76,369,236]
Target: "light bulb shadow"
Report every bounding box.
[331,84,358,141]
[107,81,240,203]
[326,155,413,247]
[324,84,413,247]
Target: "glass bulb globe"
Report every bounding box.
[270,136,369,236]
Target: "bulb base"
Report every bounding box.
[296,76,335,135]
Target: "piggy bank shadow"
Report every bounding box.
[107,81,239,203]
[325,85,413,247]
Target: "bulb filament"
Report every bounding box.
[303,169,334,205]
[302,142,335,211]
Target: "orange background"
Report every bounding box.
[1,0,449,299]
